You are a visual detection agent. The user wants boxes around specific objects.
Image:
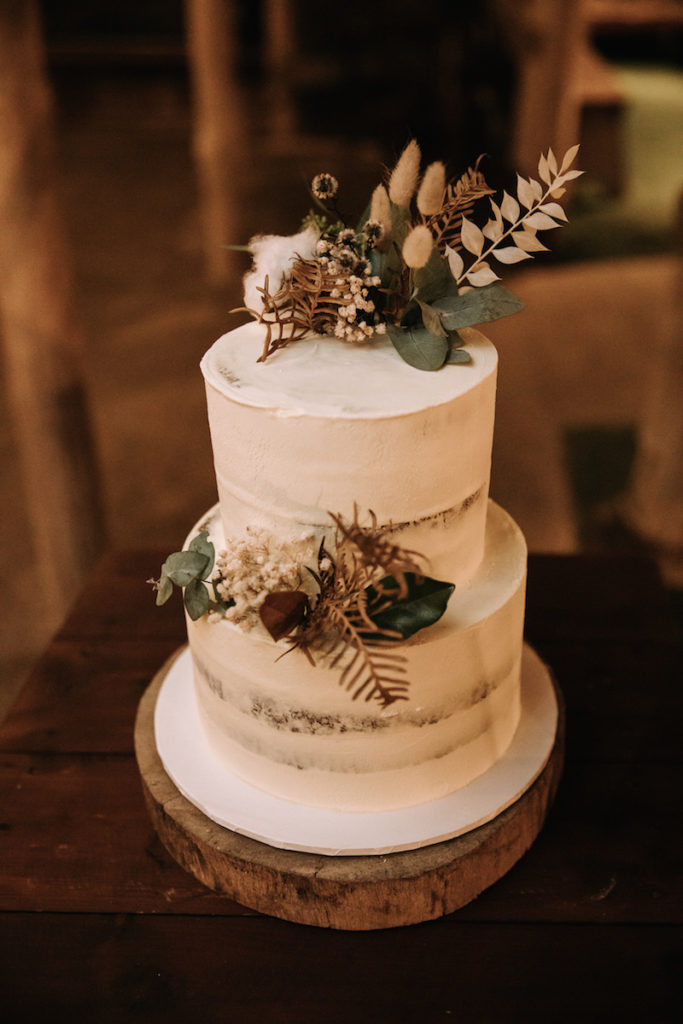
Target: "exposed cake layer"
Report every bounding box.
[186,500,527,812]
[201,322,498,585]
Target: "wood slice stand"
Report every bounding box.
[135,650,565,930]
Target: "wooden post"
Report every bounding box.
[184,0,247,286]
[263,0,297,145]
[0,2,104,626]
[511,0,586,175]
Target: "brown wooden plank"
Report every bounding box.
[0,751,243,916]
[1,751,680,924]
[1,912,678,1022]
[525,642,682,764]
[56,548,188,643]
[0,638,183,754]
[525,553,678,645]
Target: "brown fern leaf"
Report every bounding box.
[330,508,425,601]
[322,601,409,707]
[251,256,363,361]
[427,156,494,254]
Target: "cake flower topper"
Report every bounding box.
[234,141,582,370]
[150,510,455,708]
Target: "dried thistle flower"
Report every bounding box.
[417,161,446,216]
[388,139,421,207]
[402,224,434,269]
[363,219,383,248]
[311,172,339,201]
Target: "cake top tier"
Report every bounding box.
[201,321,497,419]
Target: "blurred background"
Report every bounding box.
[1,0,681,714]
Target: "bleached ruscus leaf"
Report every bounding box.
[516,174,537,209]
[465,264,500,286]
[460,216,485,256]
[490,246,533,265]
[511,229,548,253]
[523,211,559,231]
[500,190,520,224]
[446,245,464,281]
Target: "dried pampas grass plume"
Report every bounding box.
[417,161,446,216]
[388,139,421,207]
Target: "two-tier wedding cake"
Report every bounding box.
[152,140,580,819]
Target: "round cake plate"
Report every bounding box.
[135,643,564,928]
[149,644,557,856]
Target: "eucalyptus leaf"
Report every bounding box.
[155,573,174,606]
[413,245,456,304]
[366,573,455,639]
[446,346,472,364]
[184,578,210,621]
[389,202,412,247]
[189,530,215,577]
[432,283,524,331]
[162,549,210,587]
[386,323,448,371]
[417,300,448,340]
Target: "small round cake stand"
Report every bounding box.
[134,645,564,930]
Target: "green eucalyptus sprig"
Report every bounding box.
[149,530,233,621]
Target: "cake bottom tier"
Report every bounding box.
[186,501,527,813]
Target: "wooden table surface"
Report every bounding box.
[1,550,680,1022]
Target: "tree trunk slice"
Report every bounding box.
[135,649,564,930]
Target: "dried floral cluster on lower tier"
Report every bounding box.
[150,511,455,708]
[235,142,582,370]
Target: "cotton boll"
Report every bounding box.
[243,226,320,310]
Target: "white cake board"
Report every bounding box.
[154,644,557,857]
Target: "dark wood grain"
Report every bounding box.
[1,913,678,1023]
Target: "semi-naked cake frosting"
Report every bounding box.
[184,321,527,812]
[154,139,580,818]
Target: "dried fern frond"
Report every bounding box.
[426,156,494,254]
[249,255,381,361]
[330,508,425,601]
[300,598,409,707]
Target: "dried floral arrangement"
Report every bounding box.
[150,512,454,707]
[235,142,582,370]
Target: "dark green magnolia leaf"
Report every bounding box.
[446,346,472,364]
[162,549,210,587]
[184,578,210,621]
[260,590,309,641]
[417,300,448,340]
[154,573,174,606]
[386,322,448,371]
[189,530,215,577]
[433,282,524,331]
[366,573,455,639]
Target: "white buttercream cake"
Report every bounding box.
[183,321,527,812]
[154,139,582,817]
